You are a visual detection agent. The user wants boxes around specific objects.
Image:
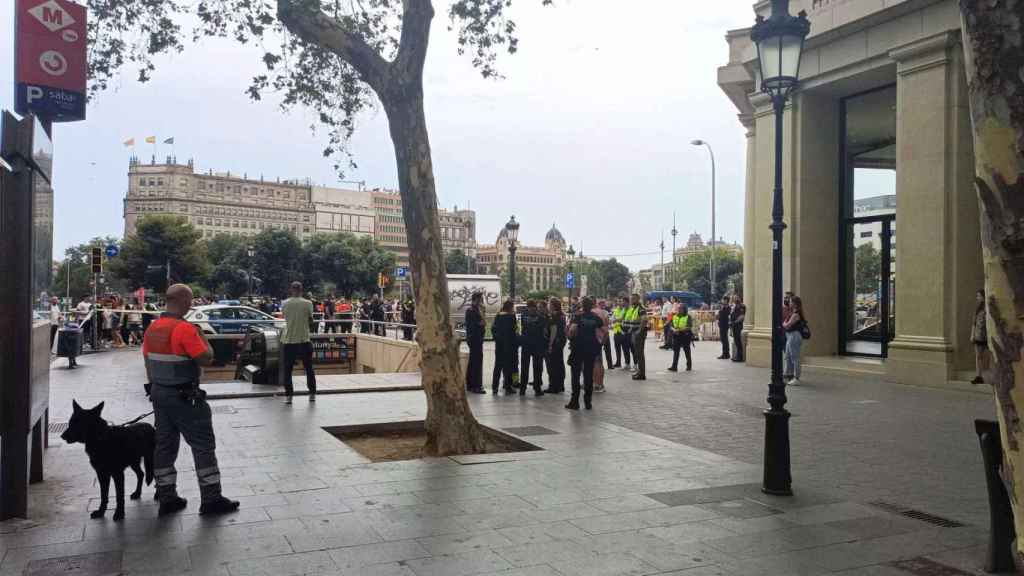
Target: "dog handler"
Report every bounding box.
[143,284,239,516]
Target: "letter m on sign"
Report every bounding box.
[28,0,75,32]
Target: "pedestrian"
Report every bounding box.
[126,304,143,346]
[972,289,990,385]
[359,299,371,334]
[280,281,318,404]
[519,300,546,396]
[143,283,239,516]
[717,296,731,359]
[599,300,614,369]
[401,298,416,341]
[49,297,61,349]
[545,298,567,393]
[612,296,632,370]
[783,295,806,386]
[730,297,746,362]
[624,294,648,381]
[661,298,674,349]
[465,292,486,394]
[323,294,337,334]
[782,291,794,369]
[370,295,386,336]
[338,298,353,333]
[668,304,694,372]
[566,297,603,411]
[492,300,519,394]
[593,301,610,392]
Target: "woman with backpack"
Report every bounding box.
[782,295,807,386]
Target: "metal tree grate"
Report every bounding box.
[48,422,68,435]
[868,501,966,528]
[887,557,974,575]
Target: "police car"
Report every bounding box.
[185,305,283,335]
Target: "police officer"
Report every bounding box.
[519,300,546,396]
[717,296,732,359]
[668,304,694,372]
[612,296,631,370]
[624,294,648,381]
[144,284,239,516]
[566,297,603,410]
[545,298,567,393]
[465,292,486,394]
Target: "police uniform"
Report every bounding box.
[143,314,235,515]
[611,305,630,368]
[545,311,567,393]
[465,304,485,392]
[669,313,694,371]
[519,308,547,395]
[623,303,647,380]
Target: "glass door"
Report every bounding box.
[842,217,894,356]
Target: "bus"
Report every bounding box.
[645,290,703,309]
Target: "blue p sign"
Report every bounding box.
[566,272,575,289]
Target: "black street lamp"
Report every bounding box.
[505,216,520,302]
[750,0,810,497]
[247,245,255,300]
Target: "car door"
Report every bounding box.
[210,308,239,334]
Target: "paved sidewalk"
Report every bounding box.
[6,345,997,575]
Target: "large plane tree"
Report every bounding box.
[961,0,1024,562]
[87,0,548,455]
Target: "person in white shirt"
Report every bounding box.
[49,297,62,348]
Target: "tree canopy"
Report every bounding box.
[108,216,208,292]
[676,248,743,302]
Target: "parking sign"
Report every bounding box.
[565,272,575,289]
[396,266,408,278]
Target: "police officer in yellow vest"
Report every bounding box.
[611,297,631,370]
[623,294,647,380]
[143,284,239,516]
[668,304,694,372]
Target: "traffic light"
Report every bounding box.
[91,247,103,274]
[378,273,390,288]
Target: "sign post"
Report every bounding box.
[15,0,88,122]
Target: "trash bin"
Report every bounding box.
[56,324,82,358]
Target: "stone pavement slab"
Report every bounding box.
[13,345,999,575]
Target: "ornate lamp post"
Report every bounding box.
[750,0,810,497]
[247,245,255,300]
[690,139,717,301]
[671,216,678,292]
[505,216,520,302]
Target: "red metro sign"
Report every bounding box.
[15,0,87,122]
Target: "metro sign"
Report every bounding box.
[27,0,77,33]
[15,0,87,122]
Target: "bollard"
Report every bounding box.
[974,419,1017,573]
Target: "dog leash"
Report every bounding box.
[117,411,154,427]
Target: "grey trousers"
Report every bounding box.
[151,384,223,504]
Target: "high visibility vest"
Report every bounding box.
[623,306,642,331]
[143,316,201,387]
[672,314,690,331]
[612,307,624,335]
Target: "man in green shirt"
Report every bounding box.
[281,281,317,404]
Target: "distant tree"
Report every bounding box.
[52,236,122,302]
[446,249,470,275]
[302,233,395,297]
[726,272,743,298]
[854,243,881,297]
[596,259,631,299]
[678,248,743,303]
[500,269,531,301]
[207,264,251,298]
[205,234,248,266]
[86,0,556,454]
[251,229,303,298]
[109,216,207,291]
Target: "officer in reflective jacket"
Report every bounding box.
[143,284,239,516]
[623,294,647,381]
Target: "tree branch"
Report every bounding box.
[394,0,435,80]
[277,0,391,92]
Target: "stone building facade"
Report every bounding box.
[124,160,477,269]
[720,0,981,386]
[477,224,569,293]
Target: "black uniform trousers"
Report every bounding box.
[547,342,566,391]
[719,322,731,358]
[492,344,517,391]
[671,332,693,371]
[602,336,613,368]
[731,324,744,361]
[570,350,597,406]
[613,332,631,367]
[466,338,484,391]
[631,329,647,378]
[521,346,545,391]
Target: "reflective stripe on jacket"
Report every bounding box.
[143,317,200,387]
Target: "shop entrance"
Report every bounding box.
[840,86,897,358]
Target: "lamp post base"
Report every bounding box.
[762,406,793,496]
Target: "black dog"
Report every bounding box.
[61,401,155,521]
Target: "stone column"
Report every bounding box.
[886,32,981,386]
[741,114,756,339]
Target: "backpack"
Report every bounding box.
[799,320,811,340]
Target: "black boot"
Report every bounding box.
[534,386,545,397]
[158,496,188,516]
[199,496,240,516]
[565,396,580,410]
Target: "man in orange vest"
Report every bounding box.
[143,284,239,516]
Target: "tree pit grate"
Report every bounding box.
[868,500,966,528]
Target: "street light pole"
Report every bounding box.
[505,216,520,303]
[659,234,665,292]
[691,139,717,302]
[750,0,810,497]
[247,245,255,300]
[671,215,678,292]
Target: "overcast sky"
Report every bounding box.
[1,0,757,271]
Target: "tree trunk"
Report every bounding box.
[382,77,487,457]
[960,0,1024,562]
